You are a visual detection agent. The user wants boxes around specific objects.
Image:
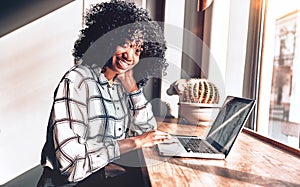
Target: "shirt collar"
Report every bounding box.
[92,65,120,86]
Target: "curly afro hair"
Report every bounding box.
[72,0,167,86]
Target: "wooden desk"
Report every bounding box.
[141,119,300,187]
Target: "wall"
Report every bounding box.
[0,1,81,184]
[160,0,185,118]
[207,0,250,100]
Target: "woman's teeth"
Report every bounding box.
[118,59,128,69]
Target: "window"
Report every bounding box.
[257,0,300,149]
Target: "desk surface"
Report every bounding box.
[142,119,300,187]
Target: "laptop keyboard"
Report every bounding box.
[178,138,217,153]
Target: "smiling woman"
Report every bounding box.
[72,0,168,87]
[38,1,169,186]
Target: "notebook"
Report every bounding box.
[157,96,256,159]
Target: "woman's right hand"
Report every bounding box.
[133,130,171,148]
[117,130,171,155]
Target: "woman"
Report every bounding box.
[38,0,169,186]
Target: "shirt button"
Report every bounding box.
[118,128,122,131]
[116,107,120,110]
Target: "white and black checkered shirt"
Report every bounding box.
[41,64,156,182]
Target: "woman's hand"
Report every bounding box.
[117,130,171,155]
[133,130,172,148]
[116,70,139,93]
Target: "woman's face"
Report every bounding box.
[108,39,143,75]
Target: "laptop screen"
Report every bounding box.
[206,96,255,156]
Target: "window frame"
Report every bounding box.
[243,0,266,130]
[244,0,300,153]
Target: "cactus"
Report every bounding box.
[180,78,219,104]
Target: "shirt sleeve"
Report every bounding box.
[51,74,120,182]
[127,88,157,136]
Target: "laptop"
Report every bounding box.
[157,96,256,159]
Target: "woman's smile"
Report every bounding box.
[116,56,130,70]
[106,39,143,77]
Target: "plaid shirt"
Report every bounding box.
[41,64,156,182]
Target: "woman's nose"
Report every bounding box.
[122,48,134,62]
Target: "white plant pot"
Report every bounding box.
[179,102,220,126]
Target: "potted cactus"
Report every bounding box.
[168,78,221,126]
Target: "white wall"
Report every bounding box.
[207,0,230,102]
[0,2,82,184]
[208,0,250,99]
[161,0,185,118]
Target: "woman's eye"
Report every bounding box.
[135,48,143,54]
[121,42,129,48]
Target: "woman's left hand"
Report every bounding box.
[117,70,139,93]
